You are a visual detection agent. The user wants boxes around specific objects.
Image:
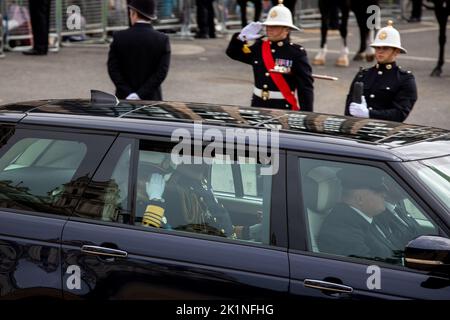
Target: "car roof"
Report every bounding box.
[1,99,449,162]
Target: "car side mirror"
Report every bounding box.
[404,235,450,274]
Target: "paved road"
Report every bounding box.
[0,18,449,129]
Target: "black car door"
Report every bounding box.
[61,134,289,299]
[287,152,450,299]
[0,125,115,299]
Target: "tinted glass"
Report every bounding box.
[74,138,134,223]
[0,128,115,216]
[405,156,450,212]
[134,142,272,245]
[298,158,440,265]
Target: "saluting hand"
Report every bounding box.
[238,22,263,41]
[349,96,369,118]
[146,173,166,201]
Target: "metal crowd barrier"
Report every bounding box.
[0,0,406,53]
[0,1,4,57]
[1,0,59,52]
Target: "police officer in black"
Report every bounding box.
[108,0,170,101]
[345,21,417,122]
[226,1,314,111]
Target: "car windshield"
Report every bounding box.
[405,156,450,212]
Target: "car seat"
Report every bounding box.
[303,167,341,252]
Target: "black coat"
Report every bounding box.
[318,203,401,263]
[345,62,417,122]
[108,23,171,100]
[226,33,314,111]
[374,204,423,249]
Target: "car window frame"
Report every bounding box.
[73,136,137,224]
[71,131,288,250]
[287,150,449,273]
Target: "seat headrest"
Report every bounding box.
[305,167,341,213]
[302,176,318,211]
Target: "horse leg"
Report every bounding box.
[365,28,376,62]
[336,0,350,66]
[431,1,448,76]
[365,0,379,61]
[351,1,369,60]
[313,0,329,65]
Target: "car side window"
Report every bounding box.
[0,128,114,216]
[298,158,439,265]
[134,141,272,245]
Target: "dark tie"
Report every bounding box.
[372,220,395,249]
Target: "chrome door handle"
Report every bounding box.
[81,245,128,258]
[304,279,353,294]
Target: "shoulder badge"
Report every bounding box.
[398,67,412,75]
[242,43,251,54]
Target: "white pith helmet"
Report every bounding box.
[370,20,407,54]
[262,0,300,31]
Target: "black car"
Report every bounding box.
[0,92,449,300]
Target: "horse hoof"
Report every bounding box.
[353,52,366,61]
[335,56,349,67]
[313,58,326,66]
[366,54,375,62]
[430,67,442,77]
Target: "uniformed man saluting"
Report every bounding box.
[345,21,417,122]
[226,0,314,111]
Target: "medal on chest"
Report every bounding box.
[270,58,293,74]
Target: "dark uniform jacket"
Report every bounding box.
[108,23,171,100]
[345,62,417,122]
[318,203,401,263]
[163,171,234,237]
[138,170,234,238]
[226,33,314,111]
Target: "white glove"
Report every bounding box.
[349,96,369,118]
[126,92,140,100]
[238,22,263,41]
[146,173,165,201]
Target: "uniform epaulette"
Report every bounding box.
[398,66,413,75]
[289,42,306,52]
[359,66,369,73]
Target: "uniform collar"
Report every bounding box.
[269,37,290,47]
[375,61,397,71]
[133,21,153,29]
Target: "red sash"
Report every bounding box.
[261,40,300,111]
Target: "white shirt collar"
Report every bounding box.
[350,206,373,224]
[385,202,395,212]
[136,20,151,24]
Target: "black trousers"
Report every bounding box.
[411,0,422,19]
[237,0,262,27]
[350,0,378,54]
[196,0,216,36]
[29,0,51,53]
